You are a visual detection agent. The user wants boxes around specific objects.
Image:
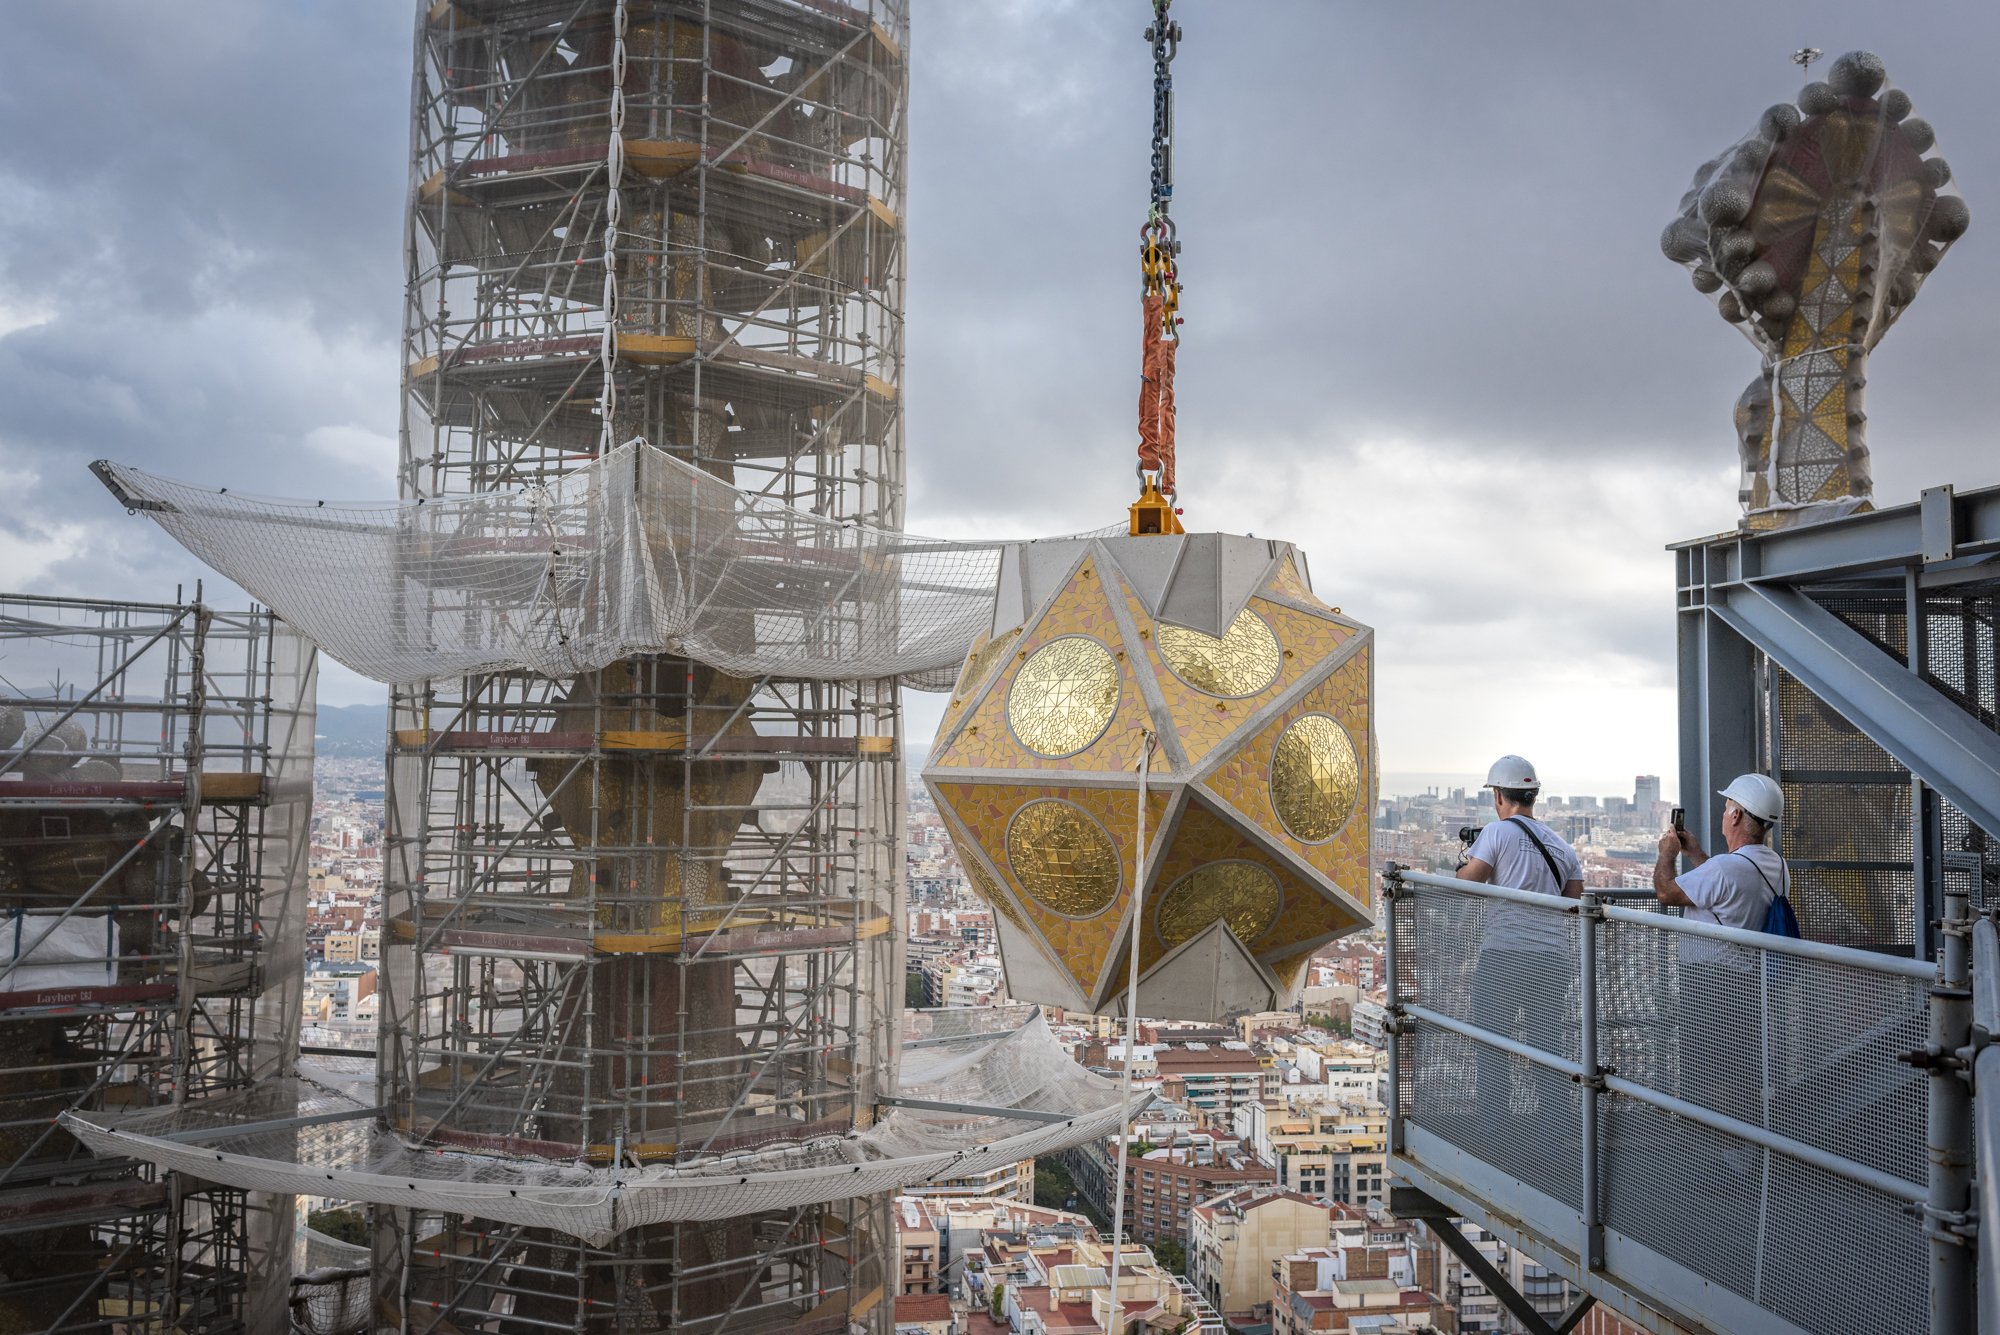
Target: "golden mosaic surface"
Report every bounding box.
[1115,583,1353,770]
[1201,646,1372,900]
[1156,860,1282,951]
[1005,798,1123,917]
[1134,796,1322,978]
[1270,714,1360,843]
[963,852,1027,930]
[1157,609,1282,698]
[932,780,1171,997]
[933,559,1147,776]
[1007,636,1121,757]
[1264,553,1324,607]
[955,627,1021,702]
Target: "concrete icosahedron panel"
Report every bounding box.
[923,534,1374,1021]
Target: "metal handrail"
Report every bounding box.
[1383,861,1954,1335]
[1973,916,2000,1335]
[1391,863,1934,979]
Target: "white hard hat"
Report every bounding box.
[1718,773,1784,825]
[1482,755,1541,790]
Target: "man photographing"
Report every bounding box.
[1653,773,1787,1125]
[1458,755,1583,1134]
[1458,755,1585,899]
[1653,773,1785,932]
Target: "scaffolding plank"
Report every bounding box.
[0,981,174,1013]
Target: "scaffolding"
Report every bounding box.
[1674,482,2000,957]
[1386,484,2000,1335]
[0,592,316,1332]
[380,1,909,1329]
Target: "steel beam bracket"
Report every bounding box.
[1898,1040,1969,1075]
[1916,1203,1976,1248]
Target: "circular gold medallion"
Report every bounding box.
[1270,713,1360,842]
[1156,861,1283,950]
[1006,636,1120,758]
[1157,609,1282,698]
[1005,799,1122,917]
[955,627,1022,700]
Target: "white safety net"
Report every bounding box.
[63,1007,1141,1246]
[92,443,1102,690]
[291,1227,369,1335]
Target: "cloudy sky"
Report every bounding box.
[3,2,1996,800]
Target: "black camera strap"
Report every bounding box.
[1506,816,1570,895]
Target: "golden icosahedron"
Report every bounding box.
[923,533,1374,1020]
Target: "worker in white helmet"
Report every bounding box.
[1459,755,1584,1131]
[1654,772,1789,1124]
[1458,755,1585,899]
[1653,773,1786,933]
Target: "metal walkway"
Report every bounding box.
[1383,865,1954,1335]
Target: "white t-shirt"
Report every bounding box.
[1676,844,1783,964]
[1469,817,1584,952]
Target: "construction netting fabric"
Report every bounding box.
[291,1227,369,1335]
[63,1007,1142,1246]
[94,442,1109,690]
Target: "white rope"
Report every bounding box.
[1106,729,1157,1334]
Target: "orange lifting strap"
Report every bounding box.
[1137,290,1177,497]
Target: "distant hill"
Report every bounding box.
[315,702,389,758]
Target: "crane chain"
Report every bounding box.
[1141,0,1181,335]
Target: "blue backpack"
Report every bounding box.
[1731,850,1801,938]
[1763,893,1802,938]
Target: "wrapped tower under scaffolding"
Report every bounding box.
[385,0,909,1328]
[73,4,1136,1328]
[0,595,315,1332]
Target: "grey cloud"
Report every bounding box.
[3,0,1997,725]
[907,0,2000,510]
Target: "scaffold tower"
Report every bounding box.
[381,1,909,1329]
[0,593,315,1333]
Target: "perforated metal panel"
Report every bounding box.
[1391,874,1931,1335]
[1769,669,1916,952]
[1393,890,1585,1209]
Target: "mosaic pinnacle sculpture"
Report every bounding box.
[923,538,1375,1022]
[1661,50,1969,528]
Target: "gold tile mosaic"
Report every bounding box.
[1005,798,1122,916]
[1155,861,1281,950]
[927,541,1375,1016]
[931,779,1172,998]
[1201,645,1373,907]
[1270,714,1360,842]
[1157,609,1282,698]
[1007,637,1122,758]
[932,557,1147,776]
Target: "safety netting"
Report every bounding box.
[93,442,1107,689]
[63,1006,1143,1246]
[290,1227,369,1335]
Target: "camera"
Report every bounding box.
[1457,825,1480,845]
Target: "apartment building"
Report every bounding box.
[1122,1135,1275,1244]
[1187,1187,1342,1324]
[1270,1245,1451,1335]
[903,1156,1034,1205]
[1234,1100,1389,1207]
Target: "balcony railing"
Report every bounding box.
[1384,864,1958,1335]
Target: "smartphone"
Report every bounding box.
[1670,806,1685,832]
